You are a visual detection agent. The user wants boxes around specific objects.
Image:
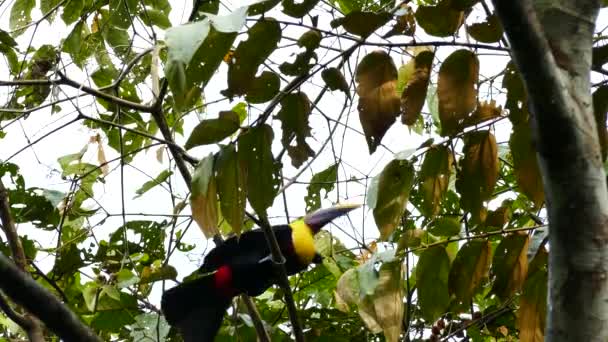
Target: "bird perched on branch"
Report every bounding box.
[161,203,360,341]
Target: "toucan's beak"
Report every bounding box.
[303,203,360,233]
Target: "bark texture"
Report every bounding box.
[492,0,608,341]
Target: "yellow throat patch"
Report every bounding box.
[290,220,316,265]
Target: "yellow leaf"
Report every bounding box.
[438,49,479,136]
[465,100,503,127]
[373,260,404,342]
[510,122,545,207]
[190,178,219,239]
[401,50,434,125]
[356,50,400,153]
[518,248,547,342]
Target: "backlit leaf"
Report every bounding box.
[191,155,219,238]
[428,216,461,237]
[448,240,491,307]
[415,0,463,37]
[467,14,503,43]
[502,62,529,124]
[245,71,280,104]
[304,164,338,212]
[276,92,314,168]
[417,246,450,322]
[401,50,434,125]
[134,169,173,198]
[282,0,320,18]
[356,50,400,153]
[419,145,453,217]
[455,130,498,218]
[518,247,547,342]
[185,111,240,149]
[491,232,529,301]
[238,125,280,216]
[372,258,404,342]
[438,49,479,136]
[216,144,247,237]
[222,19,281,98]
[372,159,415,240]
[321,67,350,95]
[330,11,392,38]
[10,0,35,31]
[509,122,544,207]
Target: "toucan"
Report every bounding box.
[161,204,359,341]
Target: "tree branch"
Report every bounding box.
[0,253,100,342]
[0,179,46,341]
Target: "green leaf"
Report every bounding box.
[63,21,89,67]
[415,0,463,37]
[502,61,528,124]
[129,313,171,342]
[189,28,238,87]
[82,282,99,311]
[140,264,178,283]
[276,92,314,168]
[321,67,350,95]
[0,30,17,47]
[467,14,503,43]
[184,111,240,149]
[491,232,529,301]
[448,240,491,307]
[428,216,461,237]
[134,169,172,198]
[216,144,247,237]
[282,0,320,18]
[416,246,450,322]
[304,164,338,212]
[455,130,498,219]
[372,159,415,240]
[245,71,280,104]
[191,154,215,198]
[139,8,172,29]
[61,0,84,25]
[418,145,453,217]
[238,125,280,216]
[10,0,35,31]
[331,11,392,38]
[222,19,281,98]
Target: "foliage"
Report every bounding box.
[1,0,602,340]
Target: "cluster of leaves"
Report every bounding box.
[0,0,606,341]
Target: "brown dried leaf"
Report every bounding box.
[464,100,502,127]
[438,49,479,136]
[356,50,400,153]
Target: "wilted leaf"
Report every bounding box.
[185,111,240,149]
[518,247,547,342]
[372,159,415,240]
[455,130,498,217]
[322,67,350,95]
[415,0,463,37]
[356,50,401,153]
[222,19,281,98]
[304,164,338,212]
[438,49,479,136]
[467,14,503,43]
[463,100,503,128]
[216,144,247,237]
[417,246,450,322]
[419,145,453,217]
[331,11,392,38]
[485,204,511,230]
[384,6,415,37]
[401,50,434,125]
[491,232,529,301]
[134,169,173,198]
[238,125,280,216]
[510,123,544,207]
[191,155,219,238]
[276,92,315,167]
[593,85,608,161]
[448,240,491,307]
